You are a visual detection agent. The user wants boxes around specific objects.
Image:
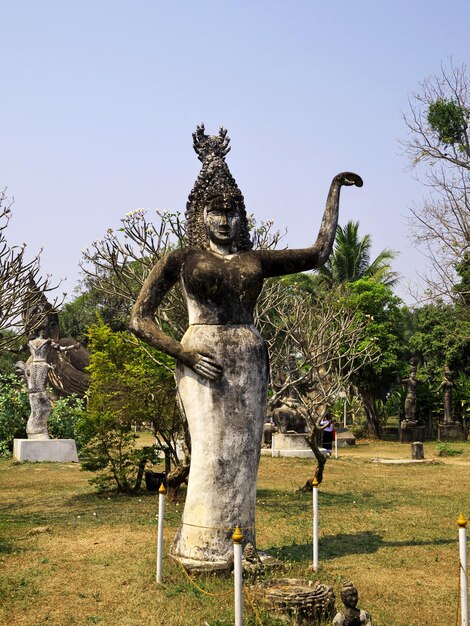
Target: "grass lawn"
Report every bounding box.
[1,439,470,625]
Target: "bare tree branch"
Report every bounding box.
[0,190,61,348]
[401,59,470,302]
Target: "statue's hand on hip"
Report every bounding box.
[334,172,363,187]
[184,350,223,382]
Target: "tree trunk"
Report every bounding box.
[166,463,190,501]
[302,429,327,487]
[131,458,147,493]
[360,390,382,438]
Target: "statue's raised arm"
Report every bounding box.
[258,171,363,278]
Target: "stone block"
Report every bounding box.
[400,422,425,443]
[335,427,356,447]
[271,433,327,458]
[438,423,468,442]
[411,441,424,460]
[13,439,79,463]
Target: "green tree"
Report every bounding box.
[317,221,398,288]
[408,301,470,422]
[346,279,408,438]
[427,98,469,146]
[78,321,182,493]
[48,395,87,443]
[0,373,29,456]
[402,59,470,302]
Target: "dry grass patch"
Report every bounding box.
[1,440,470,625]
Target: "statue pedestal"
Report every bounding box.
[438,423,467,442]
[335,427,356,447]
[271,433,326,458]
[13,439,79,463]
[399,421,425,443]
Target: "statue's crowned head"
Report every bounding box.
[185,124,252,251]
[340,581,359,609]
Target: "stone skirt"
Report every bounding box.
[172,323,269,570]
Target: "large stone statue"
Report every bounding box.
[130,125,362,571]
[332,581,372,626]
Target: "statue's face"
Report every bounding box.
[341,588,358,609]
[204,196,240,247]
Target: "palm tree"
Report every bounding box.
[318,221,398,287]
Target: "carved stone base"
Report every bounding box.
[400,422,425,443]
[411,441,424,460]
[13,439,79,463]
[335,427,356,447]
[250,578,336,624]
[271,433,315,458]
[438,423,468,442]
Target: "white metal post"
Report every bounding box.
[233,526,244,626]
[458,513,468,626]
[156,482,166,583]
[312,476,319,570]
[334,431,338,459]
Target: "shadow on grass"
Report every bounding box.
[268,531,456,563]
[256,488,394,514]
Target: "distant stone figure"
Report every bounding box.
[22,283,90,398]
[332,581,372,625]
[262,421,277,448]
[24,337,81,439]
[439,365,453,424]
[130,124,362,571]
[271,398,308,433]
[402,358,418,423]
[25,338,53,439]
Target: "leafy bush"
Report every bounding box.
[0,374,29,456]
[78,322,172,493]
[49,395,87,446]
[436,442,464,457]
[77,409,160,493]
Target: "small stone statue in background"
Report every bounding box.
[439,364,453,424]
[24,337,81,439]
[332,581,372,626]
[402,357,418,424]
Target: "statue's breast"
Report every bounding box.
[182,250,263,322]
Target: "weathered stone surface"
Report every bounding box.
[13,439,79,462]
[332,581,372,625]
[271,433,326,458]
[439,365,453,425]
[262,421,277,448]
[251,578,336,625]
[399,422,425,443]
[438,422,468,441]
[271,401,307,434]
[130,125,362,571]
[172,324,268,569]
[411,441,424,459]
[21,283,90,398]
[335,427,356,447]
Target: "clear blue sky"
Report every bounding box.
[2,1,469,304]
